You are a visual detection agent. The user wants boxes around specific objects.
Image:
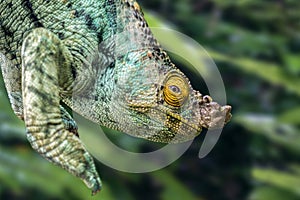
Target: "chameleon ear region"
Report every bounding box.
[163,72,189,107]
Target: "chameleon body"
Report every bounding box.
[0,0,231,194]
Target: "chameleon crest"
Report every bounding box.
[0,0,231,194]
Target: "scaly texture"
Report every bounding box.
[0,0,232,194]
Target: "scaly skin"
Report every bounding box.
[0,0,232,194]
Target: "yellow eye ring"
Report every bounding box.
[163,73,189,107]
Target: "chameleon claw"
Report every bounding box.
[92,187,101,196]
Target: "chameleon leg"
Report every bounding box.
[21,28,101,194]
[1,54,78,134]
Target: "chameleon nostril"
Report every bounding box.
[203,95,212,103]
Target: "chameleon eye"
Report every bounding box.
[163,73,189,107]
[168,85,181,94]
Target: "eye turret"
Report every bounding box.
[163,73,189,107]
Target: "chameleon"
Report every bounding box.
[0,0,232,195]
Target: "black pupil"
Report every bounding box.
[169,85,181,93]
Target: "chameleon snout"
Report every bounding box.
[200,101,232,129]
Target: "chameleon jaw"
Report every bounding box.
[127,96,232,143]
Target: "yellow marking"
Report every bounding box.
[133,2,141,12]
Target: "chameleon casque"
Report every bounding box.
[0,0,231,195]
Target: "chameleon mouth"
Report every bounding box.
[127,100,231,143]
[138,108,201,143]
[128,105,201,142]
[156,106,202,132]
[129,105,200,130]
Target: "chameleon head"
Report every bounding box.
[149,69,231,143]
[114,54,232,143]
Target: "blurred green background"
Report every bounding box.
[1,0,300,199]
